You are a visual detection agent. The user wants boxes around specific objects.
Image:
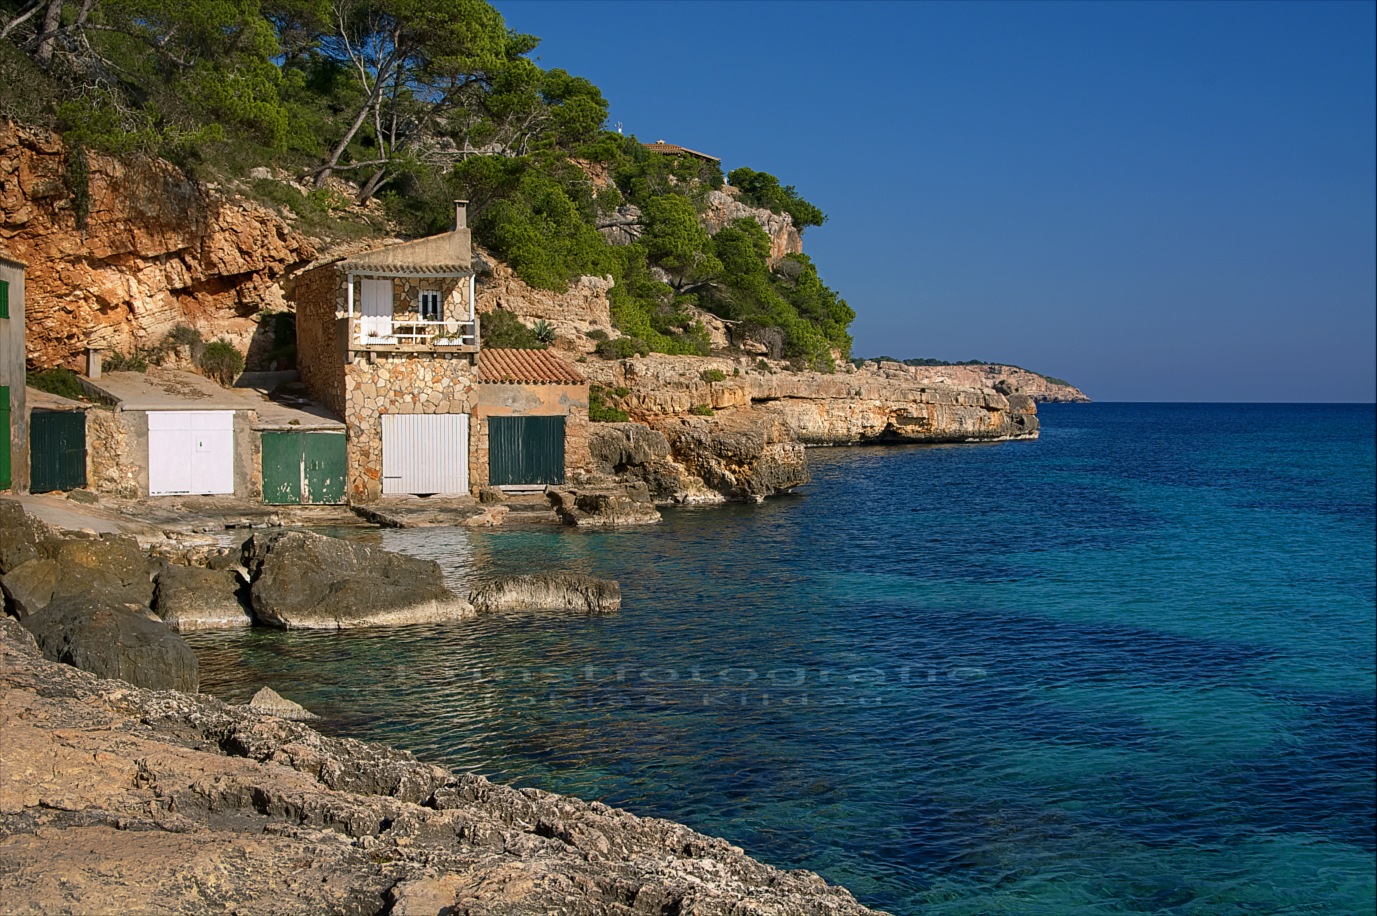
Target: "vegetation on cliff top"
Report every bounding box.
[1,0,853,366]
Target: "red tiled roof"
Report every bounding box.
[642,142,720,163]
[478,348,587,385]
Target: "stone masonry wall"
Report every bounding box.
[292,263,346,417]
[343,352,478,503]
[84,405,138,497]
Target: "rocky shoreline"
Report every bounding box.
[0,619,888,915]
[0,495,890,914]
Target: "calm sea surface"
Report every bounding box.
[187,403,1376,916]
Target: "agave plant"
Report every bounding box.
[531,320,556,344]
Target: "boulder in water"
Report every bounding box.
[470,573,621,615]
[242,530,472,629]
[152,565,254,631]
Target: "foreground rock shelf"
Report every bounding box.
[0,621,888,916]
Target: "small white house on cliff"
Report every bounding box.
[293,204,590,502]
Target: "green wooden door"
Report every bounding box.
[488,416,564,486]
[1,386,10,489]
[262,431,345,504]
[29,410,86,493]
[261,431,301,504]
[304,431,345,504]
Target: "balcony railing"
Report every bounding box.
[353,317,479,350]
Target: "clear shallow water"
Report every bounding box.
[187,403,1376,916]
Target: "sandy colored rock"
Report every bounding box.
[247,686,318,720]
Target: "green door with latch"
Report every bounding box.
[262,431,345,504]
[488,415,564,486]
[29,410,86,493]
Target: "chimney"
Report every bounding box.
[454,200,468,230]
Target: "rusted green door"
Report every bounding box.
[488,416,564,486]
[29,410,86,493]
[304,431,345,504]
[262,431,345,504]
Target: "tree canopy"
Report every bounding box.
[2,0,853,364]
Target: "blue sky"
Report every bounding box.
[492,1,1375,402]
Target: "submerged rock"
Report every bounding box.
[242,530,473,629]
[470,572,621,614]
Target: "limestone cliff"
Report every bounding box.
[866,360,1090,403]
[582,354,1040,446]
[0,121,316,369]
[701,187,802,266]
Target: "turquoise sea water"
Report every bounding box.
[188,403,1376,916]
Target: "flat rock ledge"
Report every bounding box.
[0,620,889,916]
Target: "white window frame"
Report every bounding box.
[419,289,442,321]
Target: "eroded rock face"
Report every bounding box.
[584,354,1042,445]
[242,529,473,629]
[650,409,810,502]
[0,558,61,618]
[38,534,157,608]
[702,189,803,267]
[0,622,888,916]
[0,121,316,370]
[469,573,622,614]
[21,591,199,691]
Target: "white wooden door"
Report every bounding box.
[360,278,395,343]
[381,413,468,495]
[148,411,234,495]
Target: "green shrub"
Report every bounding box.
[26,368,86,401]
[481,310,546,349]
[689,404,714,416]
[199,340,244,385]
[613,386,630,398]
[586,329,610,341]
[757,359,771,372]
[594,337,648,360]
[166,324,204,347]
[700,368,726,383]
[588,385,629,422]
[105,350,150,372]
[733,367,741,377]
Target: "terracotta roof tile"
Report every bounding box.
[478,348,586,385]
[642,142,720,163]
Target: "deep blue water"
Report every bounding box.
[187,403,1377,915]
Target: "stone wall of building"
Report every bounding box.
[292,264,347,418]
[343,352,478,503]
[84,405,138,497]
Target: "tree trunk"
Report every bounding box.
[33,0,63,64]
